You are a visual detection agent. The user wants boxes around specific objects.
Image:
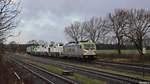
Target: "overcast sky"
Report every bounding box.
[7,0,150,44]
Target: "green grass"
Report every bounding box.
[96,50,150,54]
[28,61,106,84]
[68,74,106,84]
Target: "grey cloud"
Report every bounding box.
[23,0,150,17]
[7,0,150,43]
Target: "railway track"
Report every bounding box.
[10,57,76,84]
[41,57,150,75]
[27,54,150,74]
[43,56,150,75]
[40,59,150,84]
[12,54,150,84]
[95,60,150,73]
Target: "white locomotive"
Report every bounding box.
[48,43,63,57]
[26,41,96,59]
[27,44,49,56]
[63,41,96,58]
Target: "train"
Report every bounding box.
[26,41,97,59]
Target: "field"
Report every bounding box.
[96,50,150,63]
[96,50,150,54]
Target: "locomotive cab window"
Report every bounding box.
[83,44,96,50]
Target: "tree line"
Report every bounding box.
[64,9,150,56]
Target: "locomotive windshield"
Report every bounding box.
[83,44,96,50]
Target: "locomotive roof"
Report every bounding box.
[64,41,95,46]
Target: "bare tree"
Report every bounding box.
[83,17,109,43]
[108,9,128,54]
[9,41,17,52]
[143,35,150,47]
[0,0,20,61]
[0,0,20,42]
[27,40,38,44]
[9,41,17,44]
[64,21,86,43]
[124,9,150,57]
[38,40,48,46]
